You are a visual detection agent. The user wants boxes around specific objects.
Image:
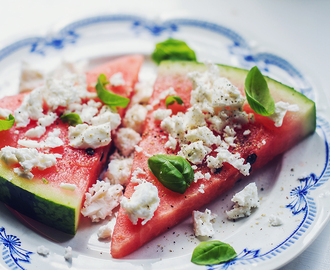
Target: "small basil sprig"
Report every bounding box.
[148,155,194,194]
[60,113,83,126]
[165,96,183,108]
[96,74,130,109]
[245,66,275,116]
[0,114,15,131]
[152,38,197,65]
[191,241,237,265]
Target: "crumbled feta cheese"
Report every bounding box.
[13,167,34,179]
[226,182,259,219]
[18,129,64,149]
[64,246,72,261]
[81,181,123,222]
[0,146,62,178]
[104,157,133,186]
[268,101,299,127]
[268,214,283,226]
[193,209,217,237]
[134,145,143,153]
[153,108,172,121]
[123,104,148,134]
[25,126,46,138]
[130,167,146,184]
[60,183,77,191]
[109,72,125,86]
[97,217,117,239]
[36,245,50,256]
[0,107,13,118]
[207,147,250,176]
[91,106,121,130]
[131,81,154,105]
[164,134,177,150]
[37,112,57,127]
[243,130,251,136]
[262,139,266,145]
[178,141,212,164]
[198,184,205,193]
[224,126,236,137]
[114,128,141,156]
[185,126,221,147]
[68,123,111,149]
[160,113,185,141]
[205,172,211,180]
[194,171,204,183]
[121,181,160,225]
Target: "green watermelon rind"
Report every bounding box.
[0,163,79,234]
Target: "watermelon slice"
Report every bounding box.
[110,61,316,258]
[0,55,143,234]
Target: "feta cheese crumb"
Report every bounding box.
[68,123,111,149]
[243,130,251,136]
[193,209,217,237]
[81,181,123,222]
[153,108,172,121]
[164,135,177,150]
[60,183,77,191]
[121,181,160,225]
[36,245,50,256]
[109,72,125,86]
[104,157,133,186]
[25,126,46,138]
[268,214,283,226]
[198,184,205,194]
[262,139,266,145]
[97,217,117,239]
[123,104,148,134]
[114,128,141,156]
[268,101,299,127]
[64,246,72,261]
[226,182,259,219]
[134,145,143,153]
[178,141,212,165]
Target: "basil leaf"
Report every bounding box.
[96,74,130,109]
[0,114,15,131]
[165,96,184,108]
[191,241,237,265]
[60,113,83,126]
[42,177,49,184]
[245,66,275,116]
[148,155,194,194]
[152,38,197,65]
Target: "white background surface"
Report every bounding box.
[0,0,329,269]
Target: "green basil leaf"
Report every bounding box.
[191,241,237,265]
[152,38,197,65]
[165,96,184,108]
[60,113,83,126]
[96,74,130,109]
[0,114,15,131]
[148,155,194,194]
[42,177,49,184]
[245,66,275,116]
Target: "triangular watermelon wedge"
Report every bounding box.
[111,61,316,258]
[0,55,143,234]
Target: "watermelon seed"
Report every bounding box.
[86,148,95,156]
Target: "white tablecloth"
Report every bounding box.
[0,1,329,269]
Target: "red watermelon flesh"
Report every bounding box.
[110,61,316,258]
[0,55,143,234]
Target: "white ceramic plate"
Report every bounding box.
[0,15,329,270]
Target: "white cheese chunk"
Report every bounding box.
[64,246,72,261]
[153,108,172,121]
[68,123,111,149]
[185,126,221,147]
[60,183,77,191]
[36,245,50,256]
[25,126,46,138]
[37,112,57,127]
[114,128,141,157]
[268,101,299,127]
[109,72,125,86]
[123,104,148,134]
[193,209,217,237]
[121,181,160,225]
[178,141,211,164]
[91,105,121,130]
[81,181,123,222]
[164,134,177,150]
[268,214,283,226]
[226,182,259,219]
[104,157,133,186]
[97,216,117,239]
